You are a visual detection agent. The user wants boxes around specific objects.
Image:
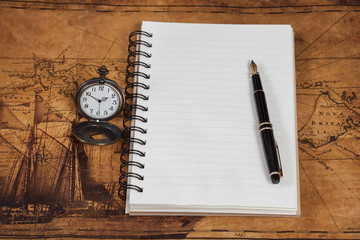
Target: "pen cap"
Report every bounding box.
[260,128,281,183]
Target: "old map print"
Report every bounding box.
[0,56,126,223]
[0,0,360,239]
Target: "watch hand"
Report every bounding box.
[90,95,101,102]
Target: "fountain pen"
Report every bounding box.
[250,60,283,184]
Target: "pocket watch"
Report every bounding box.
[73,66,125,145]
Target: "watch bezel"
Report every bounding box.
[75,78,125,121]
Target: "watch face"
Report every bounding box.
[77,81,123,121]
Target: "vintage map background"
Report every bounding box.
[0,0,360,239]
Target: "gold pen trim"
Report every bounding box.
[270,172,281,177]
[259,127,273,133]
[275,140,283,177]
[253,89,264,94]
[258,122,272,130]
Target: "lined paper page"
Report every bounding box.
[127,22,298,215]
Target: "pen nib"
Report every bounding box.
[250,60,258,75]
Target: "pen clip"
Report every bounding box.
[275,140,283,177]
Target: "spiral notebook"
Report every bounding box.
[120,21,299,216]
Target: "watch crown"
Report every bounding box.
[97,65,109,79]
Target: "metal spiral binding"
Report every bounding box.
[118,30,152,200]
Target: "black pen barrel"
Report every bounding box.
[252,74,270,123]
[252,73,281,184]
[259,127,280,183]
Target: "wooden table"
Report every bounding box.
[0,0,360,239]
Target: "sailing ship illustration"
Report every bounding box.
[0,62,122,224]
